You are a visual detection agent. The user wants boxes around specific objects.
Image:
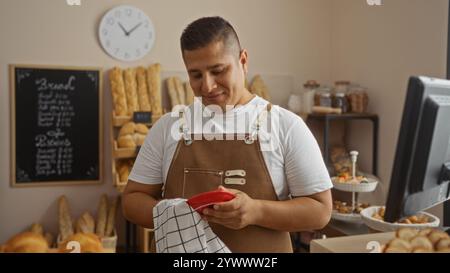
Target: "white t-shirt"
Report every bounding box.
[129,96,332,200]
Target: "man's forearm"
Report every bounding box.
[122,192,159,229]
[252,197,331,232]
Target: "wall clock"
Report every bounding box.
[99,5,155,62]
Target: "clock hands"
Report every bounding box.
[117,22,143,37]
[118,22,129,36]
[126,22,143,36]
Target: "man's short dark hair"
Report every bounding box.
[180,16,242,57]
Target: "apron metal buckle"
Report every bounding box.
[244,135,254,144]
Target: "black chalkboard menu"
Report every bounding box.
[10,65,103,186]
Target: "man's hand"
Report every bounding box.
[202,186,261,230]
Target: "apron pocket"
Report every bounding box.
[182,168,224,198]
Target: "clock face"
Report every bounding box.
[99,5,155,62]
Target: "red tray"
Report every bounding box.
[187,189,236,214]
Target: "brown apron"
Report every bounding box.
[152,104,292,253]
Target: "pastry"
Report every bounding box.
[109,67,128,116]
[136,66,152,111]
[383,227,450,253]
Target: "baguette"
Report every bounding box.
[109,67,128,116]
[136,67,152,112]
[185,82,195,105]
[124,68,139,116]
[174,77,186,105]
[95,194,108,238]
[167,77,180,109]
[75,212,95,234]
[147,64,163,117]
[105,196,119,237]
[58,196,74,241]
[250,75,270,100]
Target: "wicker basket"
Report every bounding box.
[347,89,368,113]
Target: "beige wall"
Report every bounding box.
[0,0,332,244]
[331,0,448,219]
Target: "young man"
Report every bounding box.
[122,16,332,252]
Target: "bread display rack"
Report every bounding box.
[331,151,378,224]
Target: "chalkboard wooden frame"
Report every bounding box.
[10,64,103,187]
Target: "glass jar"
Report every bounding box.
[302,80,320,114]
[319,92,332,107]
[334,81,350,94]
[333,92,349,113]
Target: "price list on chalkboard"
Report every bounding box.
[11,65,102,186]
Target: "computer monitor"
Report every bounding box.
[384,76,450,223]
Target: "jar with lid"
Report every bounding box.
[315,86,332,105]
[334,81,350,94]
[333,92,349,113]
[319,92,332,107]
[302,80,320,114]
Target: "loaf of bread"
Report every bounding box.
[147,64,163,117]
[250,75,270,100]
[58,195,74,241]
[133,133,146,146]
[118,122,136,137]
[105,196,119,237]
[185,82,195,105]
[95,194,108,238]
[4,232,49,253]
[58,232,104,253]
[117,135,136,148]
[124,68,139,116]
[30,223,44,235]
[167,77,179,109]
[117,122,149,148]
[75,212,95,234]
[174,77,186,105]
[136,66,152,112]
[135,123,149,135]
[109,67,128,116]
